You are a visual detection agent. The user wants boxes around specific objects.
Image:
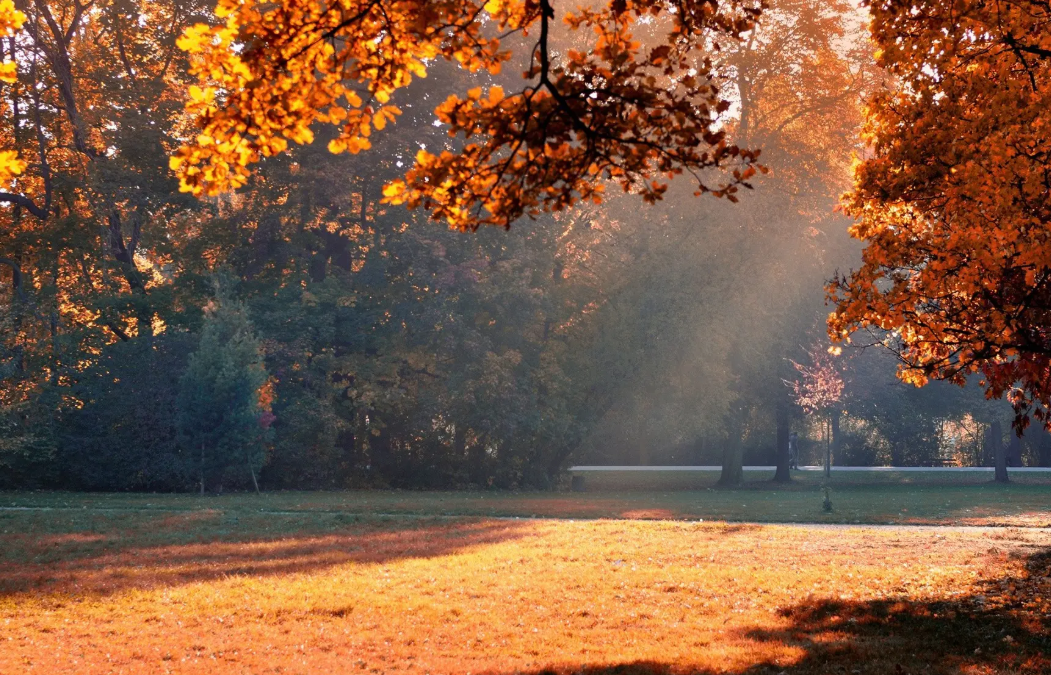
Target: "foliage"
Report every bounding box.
[789,344,844,415]
[829,0,1051,433]
[0,0,25,185]
[171,0,765,228]
[0,398,55,489]
[57,334,197,491]
[177,284,271,491]
[0,0,1012,492]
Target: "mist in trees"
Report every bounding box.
[0,0,1042,493]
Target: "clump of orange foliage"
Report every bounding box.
[830,0,1051,433]
[172,0,764,229]
[0,0,25,186]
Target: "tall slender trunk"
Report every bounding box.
[1037,425,1051,468]
[454,424,467,459]
[249,463,260,493]
[830,409,841,469]
[200,441,206,495]
[1,257,26,373]
[990,420,1009,483]
[773,402,791,483]
[824,417,831,478]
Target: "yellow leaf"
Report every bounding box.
[214,0,235,18]
[0,149,25,187]
[0,60,15,84]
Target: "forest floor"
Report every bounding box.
[1,497,1050,675]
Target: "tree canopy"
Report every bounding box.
[829,0,1051,432]
[171,0,765,229]
[0,0,1035,493]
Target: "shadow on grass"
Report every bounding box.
[0,510,533,598]
[487,550,1051,675]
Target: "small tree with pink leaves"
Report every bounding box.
[788,344,845,477]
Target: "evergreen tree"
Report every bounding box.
[178,283,271,494]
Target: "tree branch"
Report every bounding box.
[0,192,47,219]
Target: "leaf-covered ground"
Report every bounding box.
[1,499,1049,674]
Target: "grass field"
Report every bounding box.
[2,481,1050,674]
[1,502,1050,674]
[5,468,1051,526]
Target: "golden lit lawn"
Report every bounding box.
[1,505,1050,675]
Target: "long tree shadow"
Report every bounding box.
[0,509,533,598]
[480,549,1051,675]
[738,548,1051,674]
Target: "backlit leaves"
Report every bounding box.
[829,0,1051,430]
[173,0,765,229]
[0,0,24,186]
[789,344,844,415]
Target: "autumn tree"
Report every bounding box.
[0,0,974,493]
[829,0,1051,435]
[724,0,870,196]
[172,0,766,229]
[699,0,869,482]
[0,0,211,438]
[789,343,844,476]
[166,0,884,487]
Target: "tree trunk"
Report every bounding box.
[636,403,651,466]
[989,420,1009,483]
[544,447,571,484]
[890,443,904,467]
[1006,431,1022,468]
[824,418,831,478]
[773,403,791,483]
[718,433,744,487]
[1037,425,1051,467]
[454,424,467,459]
[0,257,27,373]
[249,463,260,494]
[831,409,841,468]
[457,424,485,486]
[200,441,206,495]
